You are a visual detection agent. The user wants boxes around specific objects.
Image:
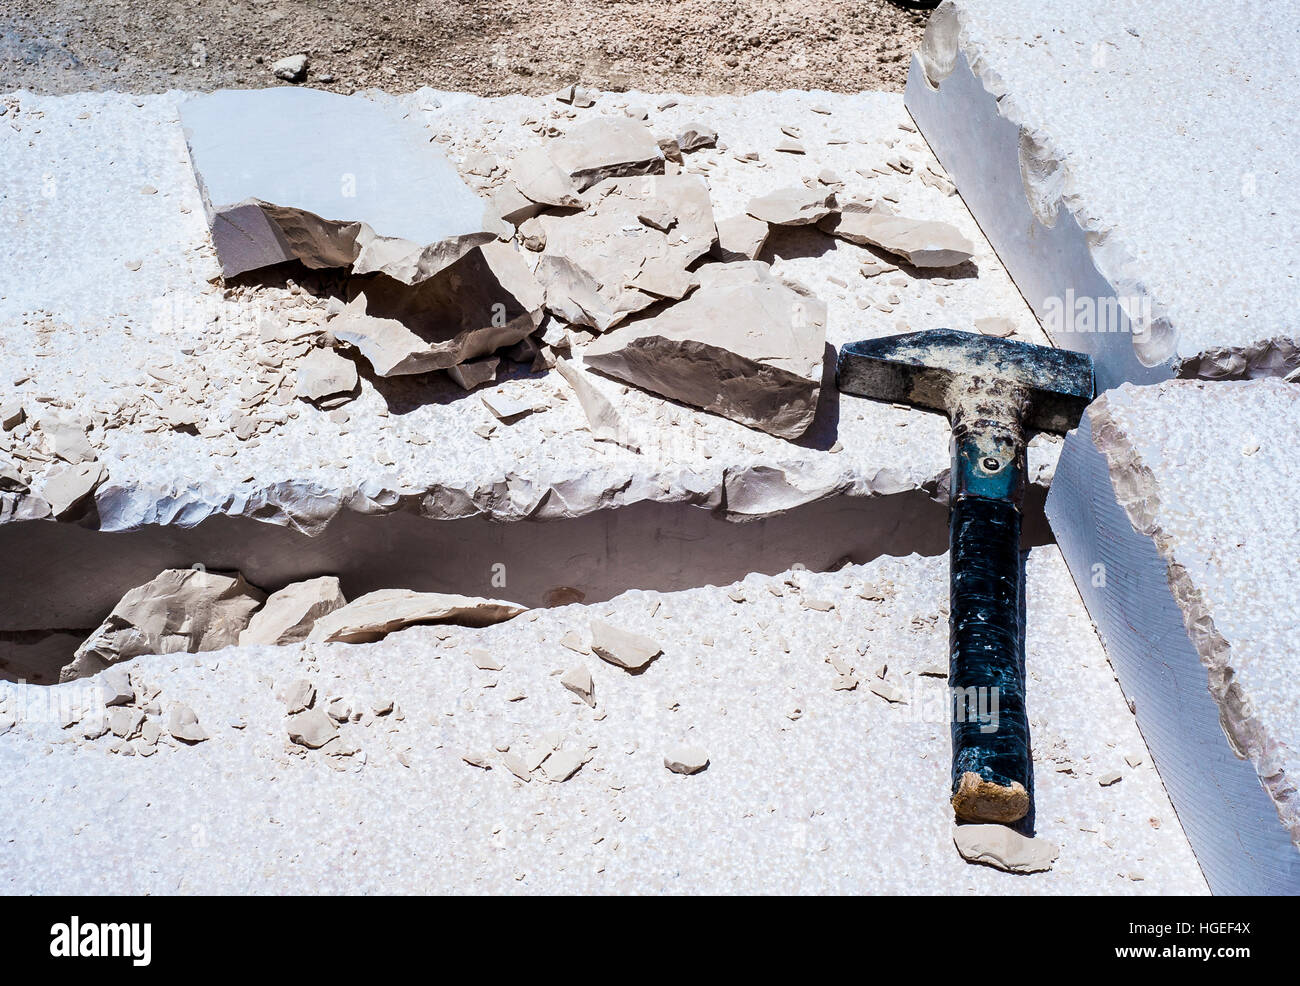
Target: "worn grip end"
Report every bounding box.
[952,771,1029,823]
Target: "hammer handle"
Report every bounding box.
[949,494,1031,822]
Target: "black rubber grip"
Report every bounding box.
[949,494,1030,798]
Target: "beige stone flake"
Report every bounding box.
[64,569,264,681]
[307,589,526,644]
[240,576,347,646]
[589,619,661,671]
[581,263,827,439]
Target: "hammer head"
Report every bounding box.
[837,328,1094,433]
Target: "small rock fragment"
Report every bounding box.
[712,213,769,261]
[554,358,638,451]
[296,348,358,407]
[590,619,661,671]
[98,668,135,707]
[582,263,826,439]
[40,461,106,518]
[280,678,316,714]
[820,204,975,268]
[167,703,209,744]
[953,825,1059,873]
[481,391,534,422]
[561,665,595,707]
[664,744,709,775]
[472,648,503,671]
[446,357,500,391]
[975,317,1017,339]
[746,186,835,226]
[677,124,718,153]
[271,54,309,83]
[1098,770,1123,786]
[287,708,338,749]
[542,748,588,782]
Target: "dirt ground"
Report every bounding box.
[0,0,929,96]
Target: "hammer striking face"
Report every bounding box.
[838,329,1093,824]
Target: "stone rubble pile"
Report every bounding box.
[170,86,977,460]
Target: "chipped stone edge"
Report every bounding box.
[904,1,1300,388]
[0,460,959,537]
[1086,392,1297,846]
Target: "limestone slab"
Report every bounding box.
[905,0,1300,390]
[181,87,499,282]
[1046,378,1300,894]
[0,549,1206,894]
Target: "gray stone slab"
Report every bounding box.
[0,548,1206,894]
[905,1,1300,392]
[1046,377,1300,894]
[181,87,500,280]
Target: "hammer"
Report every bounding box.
[837,329,1094,823]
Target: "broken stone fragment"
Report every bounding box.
[98,667,135,707]
[446,357,500,391]
[582,262,827,439]
[818,203,975,268]
[0,400,24,431]
[307,589,526,644]
[746,186,835,227]
[560,665,595,707]
[239,576,347,646]
[295,348,358,407]
[534,174,717,332]
[953,825,1059,874]
[553,357,638,451]
[712,213,769,262]
[975,316,1017,338]
[334,243,544,376]
[40,413,96,464]
[629,260,697,301]
[481,391,533,422]
[677,124,718,153]
[542,748,589,782]
[488,182,544,227]
[181,87,499,281]
[287,707,338,749]
[518,216,546,252]
[589,619,661,671]
[108,706,144,739]
[280,678,316,714]
[271,54,309,83]
[664,743,709,775]
[546,116,665,192]
[39,461,106,518]
[63,569,265,681]
[508,146,584,209]
[167,703,209,744]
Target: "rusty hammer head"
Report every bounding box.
[838,328,1094,503]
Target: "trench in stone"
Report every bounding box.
[0,485,1054,684]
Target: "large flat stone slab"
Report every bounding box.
[0,87,1063,655]
[0,548,1206,894]
[1047,378,1300,894]
[905,0,1300,391]
[181,87,502,281]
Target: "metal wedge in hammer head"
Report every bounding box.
[837,328,1094,824]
